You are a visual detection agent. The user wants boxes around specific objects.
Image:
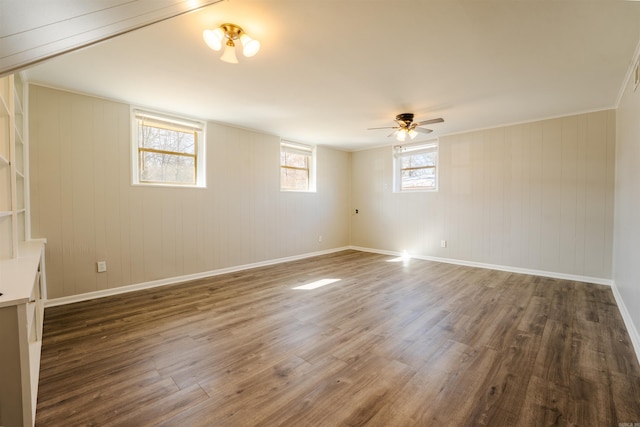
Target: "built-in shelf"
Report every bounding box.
[0,72,29,259]
[0,72,41,427]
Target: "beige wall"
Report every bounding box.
[27,84,620,300]
[29,85,351,299]
[614,67,640,339]
[351,110,616,280]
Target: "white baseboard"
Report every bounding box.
[45,246,351,307]
[610,282,640,365]
[349,246,614,286]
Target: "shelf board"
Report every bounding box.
[17,208,26,214]
[0,153,8,166]
[16,170,25,179]
[0,210,12,218]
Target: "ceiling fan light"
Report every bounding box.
[220,41,239,64]
[203,28,224,51]
[408,129,418,139]
[396,129,407,141]
[240,34,260,57]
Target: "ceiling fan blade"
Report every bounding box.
[415,118,444,126]
[368,126,399,130]
[414,127,433,134]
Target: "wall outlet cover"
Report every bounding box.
[97,261,107,273]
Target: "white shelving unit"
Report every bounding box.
[0,75,12,259]
[0,73,46,427]
[0,72,28,258]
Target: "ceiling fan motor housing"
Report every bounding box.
[396,113,414,126]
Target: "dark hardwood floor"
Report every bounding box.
[36,250,640,426]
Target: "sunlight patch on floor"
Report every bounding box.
[292,278,341,290]
[386,250,411,265]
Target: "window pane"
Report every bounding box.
[140,151,195,184]
[401,152,436,169]
[132,111,205,188]
[281,151,308,168]
[139,124,195,155]
[280,150,310,190]
[401,167,435,189]
[281,167,309,190]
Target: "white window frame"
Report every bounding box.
[393,140,438,192]
[131,109,206,188]
[280,140,316,192]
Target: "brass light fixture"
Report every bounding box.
[202,23,260,64]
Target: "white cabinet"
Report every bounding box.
[0,241,46,427]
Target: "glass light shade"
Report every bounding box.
[203,28,224,51]
[408,129,418,139]
[396,130,407,141]
[220,42,239,64]
[240,34,261,57]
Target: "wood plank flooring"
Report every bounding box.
[36,250,640,426]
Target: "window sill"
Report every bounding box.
[394,188,438,194]
[280,189,316,193]
[131,182,207,189]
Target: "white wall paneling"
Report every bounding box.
[29,85,351,299]
[613,56,640,357]
[351,110,616,281]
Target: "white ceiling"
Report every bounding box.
[24,0,640,151]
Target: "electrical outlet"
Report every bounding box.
[97,261,107,273]
[440,240,447,248]
[355,209,359,214]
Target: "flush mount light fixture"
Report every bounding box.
[202,23,260,64]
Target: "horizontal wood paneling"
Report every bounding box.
[351,110,615,280]
[29,85,350,298]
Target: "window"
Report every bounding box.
[394,140,438,192]
[132,109,206,187]
[280,141,316,191]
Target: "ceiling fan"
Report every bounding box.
[368,113,444,141]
